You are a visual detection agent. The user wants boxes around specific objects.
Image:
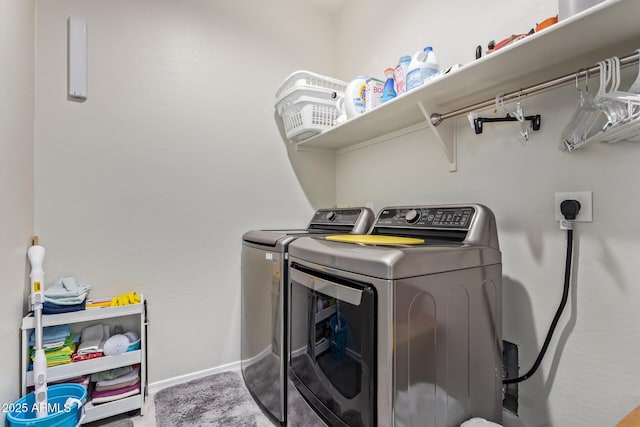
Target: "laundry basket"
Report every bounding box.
[6,384,87,427]
[275,71,348,142]
[275,70,348,100]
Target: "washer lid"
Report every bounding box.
[242,229,323,248]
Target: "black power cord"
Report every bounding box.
[503,200,581,384]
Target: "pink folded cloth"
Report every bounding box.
[91,386,140,405]
[95,376,139,392]
[92,381,140,399]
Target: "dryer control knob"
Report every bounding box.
[325,211,336,221]
[405,209,420,224]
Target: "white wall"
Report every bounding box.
[0,0,35,421]
[24,1,640,426]
[34,0,336,384]
[334,0,640,426]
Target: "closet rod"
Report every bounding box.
[430,50,640,126]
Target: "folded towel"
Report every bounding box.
[44,277,91,298]
[91,365,133,382]
[91,384,140,405]
[30,343,77,367]
[78,324,109,355]
[96,367,140,388]
[92,382,140,399]
[42,299,86,314]
[44,301,83,311]
[71,351,103,363]
[28,324,71,347]
[95,376,139,392]
[33,333,78,353]
[44,292,90,306]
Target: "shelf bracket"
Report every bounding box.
[418,101,457,172]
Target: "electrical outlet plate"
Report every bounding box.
[554,191,593,224]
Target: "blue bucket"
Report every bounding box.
[330,314,348,362]
[6,384,87,427]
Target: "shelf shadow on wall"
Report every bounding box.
[274,111,336,209]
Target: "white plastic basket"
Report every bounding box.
[275,70,348,100]
[278,94,339,142]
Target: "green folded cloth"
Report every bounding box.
[30,343,77,367]
[91,365,133,382]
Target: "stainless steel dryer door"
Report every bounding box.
[241,243,286,423]
[289,263,376,427]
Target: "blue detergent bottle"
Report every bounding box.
[381,67,397,102]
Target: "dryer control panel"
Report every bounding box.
[376,206,475,229]
[310,208,365,226]
[307,207,375,234]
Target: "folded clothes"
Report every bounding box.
[44,277,91,306]
[91,365,133,382]
[78,324,110,355]
[29,334,78,370]
[34,333,78,353]
[95,376,139,392]
[30,343,77,367]
[44,277,92,298]
[44,293,90,306]
[42,299,86,314]
[96,366,140,388]
[42,340,66,349]
[92,381,140,399]
[71,351,103,363]
[28,324,71,347]
[91,384,140,405]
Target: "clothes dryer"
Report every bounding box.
[288,204,502,427]
[241,207,374,425]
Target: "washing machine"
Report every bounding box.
[287,204,503,427]
[241,207,375,425]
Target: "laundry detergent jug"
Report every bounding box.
[406,46,439,91]
[340,75,368,118]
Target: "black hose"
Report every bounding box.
[503,228,573,384]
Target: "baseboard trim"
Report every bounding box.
[148,360,241,395]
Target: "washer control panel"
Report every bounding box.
[310,208,365,226]
[376,206,475,229]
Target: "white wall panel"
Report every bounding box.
[34,0,336,383]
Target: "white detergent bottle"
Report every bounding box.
[406,46,440,91]
[342,75,368,118]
